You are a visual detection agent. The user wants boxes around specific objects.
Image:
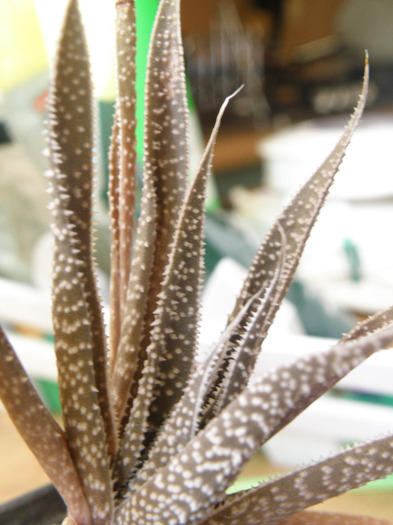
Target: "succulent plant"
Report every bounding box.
[1,0,393,524]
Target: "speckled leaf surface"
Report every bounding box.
[203,435,393,525]
[200,231,287,426]
[0,327,91,525]
[47,0,114,522]
[341,304,393,342]
[117,324,393,524]
[111,0,190,426]
[198,67,369,423]
[109,0,138,364]
[144,89,244,435]
[108,116,122,363]
[229,62,369,333]
[2,1,393,524]
[132,285,256,491]
[116,91,240,485]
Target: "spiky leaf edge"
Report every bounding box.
[0,327,91,525]
[109,0,138,366]
[47,0,115,521]
[115,87,244,491]
[202,434,393,525]
[111,0,190,431]
[201,57,369,419]
[116,321,393,524]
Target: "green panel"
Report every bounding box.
[135,0,160,160]
[134,0,196,159]
[34,378,62,416]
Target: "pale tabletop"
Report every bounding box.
[0,411,392,519]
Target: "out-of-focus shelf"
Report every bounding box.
[0,411,50,503]
[206,125,268,173]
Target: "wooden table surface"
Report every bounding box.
[1,410,392,519]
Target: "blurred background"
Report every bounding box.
[1,0,393,517]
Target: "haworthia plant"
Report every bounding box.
[0,0,393,524]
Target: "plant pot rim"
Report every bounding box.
[0,483,66,525]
